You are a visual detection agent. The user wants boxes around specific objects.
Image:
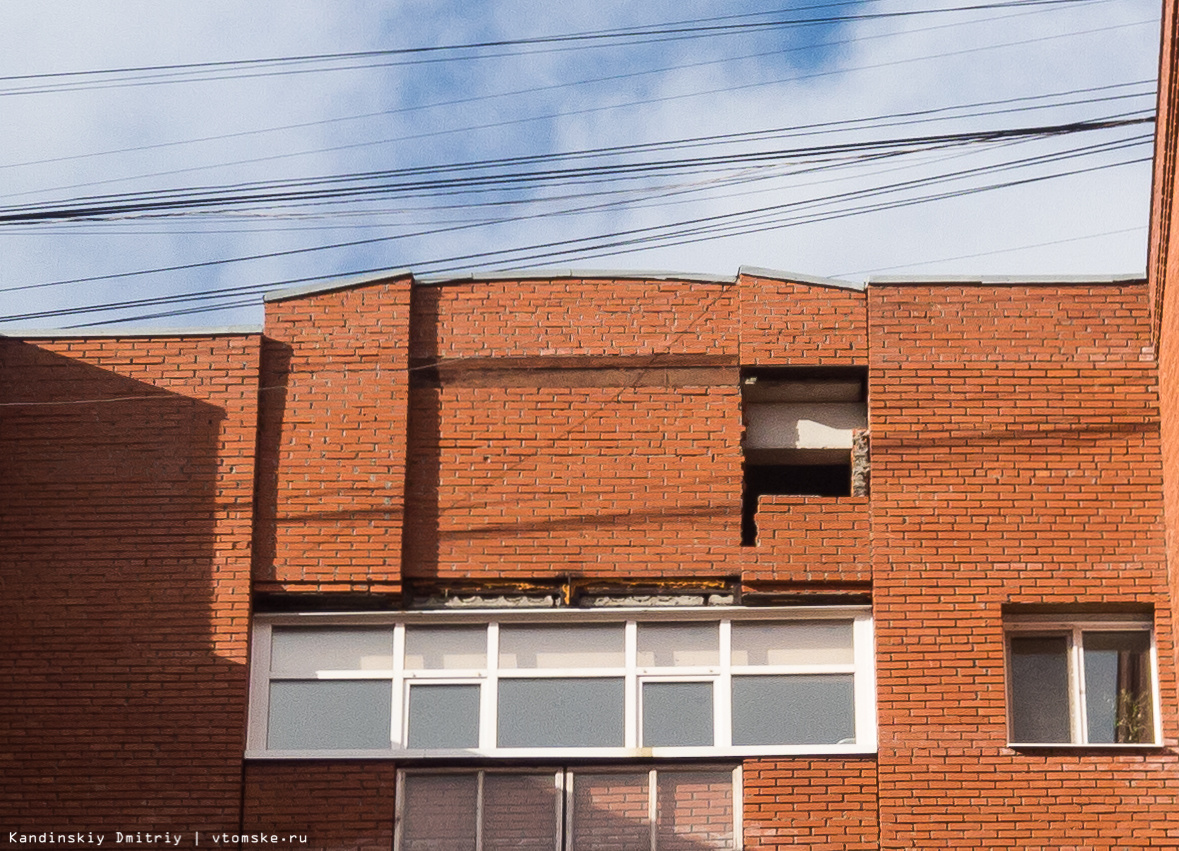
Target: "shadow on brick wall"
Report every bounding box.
[0,339,249,837]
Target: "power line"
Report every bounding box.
[4,129,1147,326]
[0,0,1100,97]
[7,9,1143,202]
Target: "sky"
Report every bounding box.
[0,0,1162,331]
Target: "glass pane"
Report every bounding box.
[731,675,854,745]
[1009,636,1071,743]
[1083,631,1153,744]
[267,680,390,750]
[656,770,736,850]
[569,771,650,851]
[637,623,719,667]
[731,621,853,666]
[483,772,561,850]
[407,684,480,749]
[643,682,714,747]
[270,627,393,674]
[498,624,624,668]
[498,678,624,747]
[404,626,486,670]
[400,774,478,851]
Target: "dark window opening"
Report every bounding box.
[741,464,851,546]
[740,367,867,547]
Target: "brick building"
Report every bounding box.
[4,261,1178,849]
[7,1,1179,847]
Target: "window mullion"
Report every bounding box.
[717,619,732,748]
[475,770,485,851]
[625,621,638,749]
[391,624,405,750]
[1071,627,1087,744]
[247,623,272,752]
[648,767,658,851]
[485,623,500,752]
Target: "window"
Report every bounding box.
[396,766,739,850]
[247,607,876,758]
[1006,616,1159,746]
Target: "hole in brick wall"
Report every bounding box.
[740,367,866,547]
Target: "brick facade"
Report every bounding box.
[3,266,1177,849]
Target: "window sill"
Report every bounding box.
[245,743,878,761]
[1006,742,1163,752]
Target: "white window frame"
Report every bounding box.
[393,765,743,851]
[1005,614,1161,748]
[247,606,876,759]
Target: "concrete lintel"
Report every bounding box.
[415,268,737,285]
[1,324,263,340]
[737,266,865,292]
[263,268,413,303]
[868,274,1146,287]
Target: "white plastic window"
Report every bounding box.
[1006,616,1159,746]
[396,767,740,851]
[248,606,876,759]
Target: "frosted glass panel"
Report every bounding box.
[1083,631,1153,744]
[637,623,719,667]
[498,678,624,747]
[731,675,854,745]
[270,627,394,675]
[407,684,480,749]
[643,681,713,747]
[499,625,624,668]
[404,626,486,670]
[731,621,853,666]
[1009,636,1070,743]
[401,774,478,851]
[482,773,562,848]
[268,680,391,750]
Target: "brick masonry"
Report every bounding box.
[3,269,1177,848]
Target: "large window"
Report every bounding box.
[396,767,739,851]
[247,607,876,758]
[1006,616,1159,746]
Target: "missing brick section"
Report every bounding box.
[741,367,868,546]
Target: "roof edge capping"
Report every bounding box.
[0,324,263,340]
[868,274,1146,287]
[264,268,414,303]
[415,268,737,285]
[737,266,865,292]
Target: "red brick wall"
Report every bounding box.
[257,276,412,591]
[402,274,869,583]
[243,762,397,850]
[404,381,745,580]
[0,334,258,834]
[1150,0,1179,758]
[743,758,878,849]
[744,496,870,584]
[412,276,739,360]
[737,272,867,366]
[869,282,1179,848]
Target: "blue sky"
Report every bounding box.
[0,0,1162,330]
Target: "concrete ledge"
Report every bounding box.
[416,268,736,285]
[868,274,1145,286]
[738,266,865,292]
[0,324,263,340]
[264,268,413,302]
